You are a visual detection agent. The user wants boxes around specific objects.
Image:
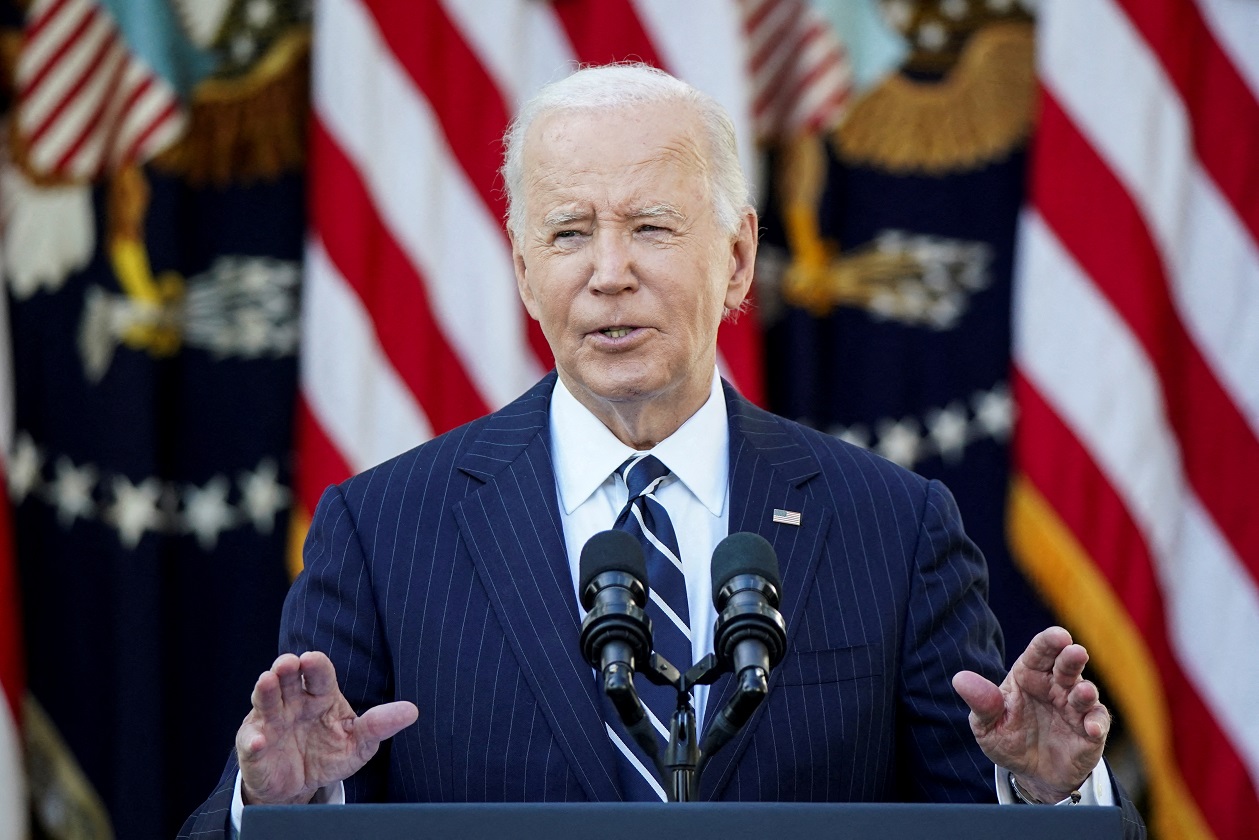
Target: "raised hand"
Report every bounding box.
[235,651,419,806]
[952,626,1109,803]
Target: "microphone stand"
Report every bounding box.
[605,651,768,801]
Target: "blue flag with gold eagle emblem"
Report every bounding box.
[2,0,310,835]
[758,0,1054,663]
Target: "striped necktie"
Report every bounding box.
[608,453,691,799]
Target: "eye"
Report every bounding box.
[552,229,585,245]
[636,223,667,234]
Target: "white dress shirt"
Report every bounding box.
[550,369,730,733]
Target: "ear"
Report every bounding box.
[722,207,759,312]
[511,230,542,321]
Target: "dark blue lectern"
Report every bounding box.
[242,801,1123,839]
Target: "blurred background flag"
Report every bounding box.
[1010,1,1259,838]
[11,0,212,181]
[2,0,309,836]
[756,0,1056,667]
[293,0,764,563]
[0,281,24,840]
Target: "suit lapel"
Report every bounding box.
[452,373,622,802]
[698,384,832,800]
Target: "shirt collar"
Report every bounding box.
[550,371,729,518]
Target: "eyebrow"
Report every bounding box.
[542,208,589,228]
[633,204,683,221]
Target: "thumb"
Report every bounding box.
[355,701,420,746]
[952,670,1004,731]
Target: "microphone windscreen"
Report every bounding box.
[579,530,648,592]
[710,532,781,598]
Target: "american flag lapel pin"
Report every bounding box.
[773,508,802,526]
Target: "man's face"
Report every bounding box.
[511,100,755,426]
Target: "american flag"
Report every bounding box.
[1011,1,1259,838]
[295,0,848,538]
[13,0,184,178]
[740,0,850,141]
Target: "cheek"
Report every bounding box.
[523,264,572,324]
[686,269,732,327]
[533,287,583,344]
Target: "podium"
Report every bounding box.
[241,801,1123,839]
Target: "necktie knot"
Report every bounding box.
[617,453,670,501]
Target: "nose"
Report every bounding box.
[587,230,638,295]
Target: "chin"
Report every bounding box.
[588,379,661,404]
[574,369,667,405]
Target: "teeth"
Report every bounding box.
[603,327,632,339]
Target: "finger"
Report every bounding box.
[1051,644,1090,688]
[951,671,1004,730]
[298,651,338,696]
[251,670,283,718]
[273,654,305,705]
[1082,703,1111,741]
[237,717,268,758]
[1067,678,1100,713]
[355,701,420,746]
[1017,626,1074,673]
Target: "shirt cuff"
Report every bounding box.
[993,759,1115,806]
[230,771,346,836]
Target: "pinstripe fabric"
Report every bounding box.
[179,373,1142,838]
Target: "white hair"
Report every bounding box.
[501,63,750,238]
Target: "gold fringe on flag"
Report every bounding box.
[286,503,309,581]
[833,21,1035,176]
[153,29,311,188]
[1008,474,1215,840]
[0,28,21,96]
[24,696,115,840]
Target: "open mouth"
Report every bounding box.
[600,327,635,339]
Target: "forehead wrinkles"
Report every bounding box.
[521,106,713,219]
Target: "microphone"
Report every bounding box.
[578,530,652,702]
[578,530,662,771]
[699,533,788,761]
[711,532,788,681]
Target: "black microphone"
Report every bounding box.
[578,531,661,771]
[578,530,652,696]
[711,532,788,679]
[699,532,788,762]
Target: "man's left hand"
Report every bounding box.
[952,626,1109,803]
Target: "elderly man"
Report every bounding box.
[180,64,1143,838]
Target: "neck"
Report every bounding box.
[561,374,714,450]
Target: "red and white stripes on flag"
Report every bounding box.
[14,0,184,178]
[1010,2,1259,839]
[740,0,851,142]
[295,0,764,539]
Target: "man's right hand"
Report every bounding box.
[236,651,419,805]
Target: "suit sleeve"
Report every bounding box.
[896,480,1146,837]
[895,478,1006,803]
[175,750,241,839]
[1110,766,1149,839]
[278,481,396,802]
[177,483,394,838]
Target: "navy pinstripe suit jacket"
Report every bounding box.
[180,373,1143,838]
